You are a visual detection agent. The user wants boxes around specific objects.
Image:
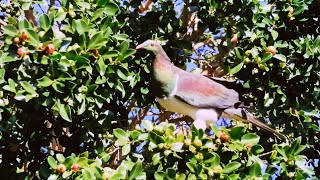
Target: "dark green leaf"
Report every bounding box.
[37,76,54,87]
[149,132,164,144]
[249,162,261,176]
[25,28,40,46]
[39,14,50,31]
[128,160,143,180]
[104,3,119,16]
[229,62,244,74]
[261,52,273,62]
[88,32,104,50]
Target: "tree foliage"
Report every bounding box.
[0,0,319,179]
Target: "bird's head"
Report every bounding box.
[135,40,163,54]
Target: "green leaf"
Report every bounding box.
[3,25,18,37]
[273,54,286,62]
[113,34,129,41]
[56,154,65,163]
[55,99,72,122]
[62,171,72,179]
[122,144,131,156]
[0,53,19,63]
[261,52,273,63]
[166,168,176,179]
[249,162,262,177]
[142,120,153,131]
[271,30,278,40]
[149,132,164,144]
[290,137,306,156]
[39,14,50,31]
[18,19,31,29]
[223,162,241,174]
[251,144,264,155]
[123,49,136,60]
[91,8,105,21]
[152,153,161,165]
[0,69,5,84]
[22,2,31,10]
[113,128,129,141]
[203,152,220,166]
[88,32,104,50]
[293,5,308,15]
[64,157,75,169]
[77,2,91,9]
[154,171,166,180]
[39,165,50,179]
[20,81,37,95]
[128,160,143,180]
[241,133,260,145]
[47,156,57,169]
[37,76,54,87]
[72,19,88,35]
[56,12,67,22]
[82,168,93,180]
[118,41,129,55]
[229,126,246,140]
[235,48,244,60]
[104,3,119,16]
[229,62,244,74]
[97,57,106,76]
[76,157,88,167]
[117,69,127,80]
[52,82,65,93]
[77,100,86,115]
[3,79,16,93]
[25,28,40,46]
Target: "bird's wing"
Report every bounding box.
[173,72,241,109]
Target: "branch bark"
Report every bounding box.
[138,0,152,13]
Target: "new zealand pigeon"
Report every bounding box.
[136,40,286,140]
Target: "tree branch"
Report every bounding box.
[138,0,152,13]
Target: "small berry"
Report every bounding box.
[266,46,277,55]
[71,163,81,172]
[219,132,229,143]
[21,31,29,41]
[17,47,28,57]
[12,37,20,45]
[56,164,66,174]
[45,44,55,54]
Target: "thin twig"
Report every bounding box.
[258,151,273,157]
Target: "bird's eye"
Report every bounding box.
[151,43,154,47]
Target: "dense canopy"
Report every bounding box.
[0,0,319,179]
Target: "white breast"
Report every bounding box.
[157,97,219,127]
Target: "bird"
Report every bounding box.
[135,39,286,140]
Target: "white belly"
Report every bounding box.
[157,97,219,127]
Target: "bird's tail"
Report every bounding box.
[221,108,287,141]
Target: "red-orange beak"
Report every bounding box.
[135,44,145,50]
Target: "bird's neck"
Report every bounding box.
[153,51,179,96]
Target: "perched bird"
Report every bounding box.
[136,40,286,140]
